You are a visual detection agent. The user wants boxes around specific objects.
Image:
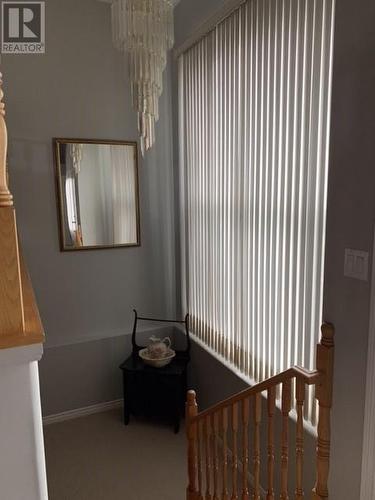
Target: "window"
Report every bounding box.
[178,0,335,421]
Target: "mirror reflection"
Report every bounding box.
[54,139,140,251]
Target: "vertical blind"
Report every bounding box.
[178,0,335,419]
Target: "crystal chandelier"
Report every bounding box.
[110,0,177,155]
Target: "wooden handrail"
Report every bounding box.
[186,323,334,500]
[190,366,321,423]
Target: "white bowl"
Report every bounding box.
[139,348,176,368]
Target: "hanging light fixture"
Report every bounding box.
[110,0,178,155]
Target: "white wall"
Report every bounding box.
[0,345,48,500]
[2,0,176,412]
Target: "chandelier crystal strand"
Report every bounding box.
[111,0,175,155]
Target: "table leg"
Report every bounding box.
[124,411,130,425]
[174,414,180,434]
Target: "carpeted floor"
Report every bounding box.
[43,409,187,500]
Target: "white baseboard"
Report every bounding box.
[43,399,123,426]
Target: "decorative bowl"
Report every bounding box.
[139,348,176,368]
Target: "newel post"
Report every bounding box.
[0,73,25,337]
[0,76,12,207]
[312,323,334,499]
[186,390,199,500]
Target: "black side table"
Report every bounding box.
[120,310,190,433]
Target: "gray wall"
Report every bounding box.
[3,0,176,414]
[174,0,375,498]
[40,325,182,416]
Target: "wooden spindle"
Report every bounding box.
[231,403,239,500]
[186,391,199,500]
[212,412,220,500]
[253,393,261,500]
[266,386,276,500]
[281,380,291,500]
[295,379,305,500]
[241,398,250,500]
[222,407,229,500]
[204,415,212,500]
[312,323,334,500]
[198,420,203,498]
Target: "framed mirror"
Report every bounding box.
[54,138,140,251]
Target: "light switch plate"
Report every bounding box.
[344,249,369,281]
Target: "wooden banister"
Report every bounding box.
[0,74,44,349]
[186,323,334,500]
[190,367,321,424]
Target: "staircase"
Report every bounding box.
[186,324,334,499]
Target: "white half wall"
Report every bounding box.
[0,344,48,500]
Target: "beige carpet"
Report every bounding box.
[44,409,187,500]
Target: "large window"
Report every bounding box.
[178,0,335,419]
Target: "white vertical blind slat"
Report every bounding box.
[179,0,335,423]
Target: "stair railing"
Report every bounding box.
[186,323,334,500]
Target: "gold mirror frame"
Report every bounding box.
[53,138,141,252]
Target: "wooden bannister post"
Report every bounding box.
[212,412,219,500]
[295,379,305,500]
[222,407,229,500]
[280,380,291,500]
[241,398,250,500]
[266,387,276,500]
[0,73,25,338]
[312,323,334,500]
[204,415,212,500]
[197,420,203,498]
[186,390,199,500]
[0,76,12,207]
[231,402,239,500]
[253,393,262,500]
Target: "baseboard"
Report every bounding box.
[43,399,123,426]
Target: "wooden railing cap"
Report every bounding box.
[321,322,334,348]
[187,390,197,405]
